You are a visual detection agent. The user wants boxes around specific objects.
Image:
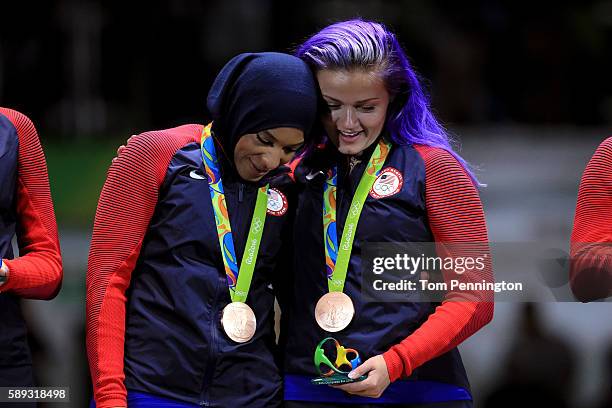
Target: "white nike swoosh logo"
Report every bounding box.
[306,170,323,181]
[189,170,206,180]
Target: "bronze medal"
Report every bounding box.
[315,292,354,332]
[221,302,257,343]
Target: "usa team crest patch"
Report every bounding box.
[370,167,403,199]
[267,188,288,216]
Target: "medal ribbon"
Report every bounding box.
[201,123,269,303]
[323,139,391,292]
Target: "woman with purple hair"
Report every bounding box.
[279,19,493,407]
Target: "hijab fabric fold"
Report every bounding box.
[206,52,318,159]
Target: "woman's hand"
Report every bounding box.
[0,259,8,286]
[331,354,391,398]
[112,136,135,163]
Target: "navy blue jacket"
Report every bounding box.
[0,112,27,384]
[280,140,480,404]
[0,109,62,388]
[87,125,293,408]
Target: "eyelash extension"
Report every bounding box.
[256,133,273,146]
[358,106,375,112]
[326,103,374,112]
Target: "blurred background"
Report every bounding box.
[1,0,611,407]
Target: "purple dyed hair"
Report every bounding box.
[296,19,481,186]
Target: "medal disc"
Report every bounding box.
[315,292,354,332]
[221,302,257,343]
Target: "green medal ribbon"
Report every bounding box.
[323,139,391,292]
[200,123,269,303]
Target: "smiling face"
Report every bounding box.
[317,69,390,155]
[233,127,304,182]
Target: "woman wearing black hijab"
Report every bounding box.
[86,52,317,408]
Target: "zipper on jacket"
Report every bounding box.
[335,167,349,236]
[200,183,249,405]
[238,183,244,203]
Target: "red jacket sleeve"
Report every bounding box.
[382,145,494,382]
[570,137,612,302]
[86,125,201,408]
[0,108,62,299]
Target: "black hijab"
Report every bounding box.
[206,52,318,163]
